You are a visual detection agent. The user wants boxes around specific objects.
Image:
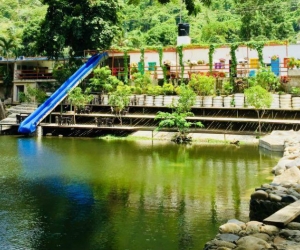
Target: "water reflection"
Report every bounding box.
[0,136,280,249]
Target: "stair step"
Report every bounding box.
[8,110,35,114]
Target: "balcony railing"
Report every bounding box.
[15,70,53,80]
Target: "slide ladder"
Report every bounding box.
[18,52,108,134]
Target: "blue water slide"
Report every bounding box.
[18,52,108,134]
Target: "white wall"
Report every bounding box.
[288,44,300,59]
[125,44,295,64]
[111,44,299,79]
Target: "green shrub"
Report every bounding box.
[162,82,174,95]
[248,67,280,92]
[188,74,215,96]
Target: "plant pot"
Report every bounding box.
[101,94,109,105]
[153,95,164,106]
[213,96,223,107]
[129,95,136,105]
[172,96,179,106]
[292,96,300,109]
[270,93,280,109]
[136,94,145,106]
[234,93,244,108]
[145,95,154,106]
[280,94,292,109]
[92,94,100,105]
[163,95,173,106]
[203,96,213,107]
[223,95,233,108]
[192,96,202,108]
[164,95,178,106]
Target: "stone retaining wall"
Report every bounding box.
[250,199,300,223]
[203,130,300,249]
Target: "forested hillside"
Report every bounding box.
[0,0,46,42]
[116,0,300,48]
[0,0,300,56]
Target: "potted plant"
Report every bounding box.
[288,57,297,69]
[279,75,291,93]
[287,58,300,90]
[271,55,279,61]
[162,82,175,106]
[197,60,205,65]
[90,66,122,104]
[219,58,226,69]
[146,85,163,106]
[132,72,153,105]
[290,87,300,108]
[248,67,280,92]
[290,87,300,96]
[186,60,198,75]
[222,80,233,107]
[188,73,215,107]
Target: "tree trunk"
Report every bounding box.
[0,99,6,120]
[256,109,265,136]
[256,110,261,136]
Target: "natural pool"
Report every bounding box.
[0,136,281,250]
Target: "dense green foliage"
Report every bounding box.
[67,86,94,113]
[155,84,204,143]
[0,0,299,56]
[117,0,300,48]
[37,0,121,58]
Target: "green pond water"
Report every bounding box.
[0,136,281,250]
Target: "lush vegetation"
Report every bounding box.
[155,84,204,143]
[0,0,299,57]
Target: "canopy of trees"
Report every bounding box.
[36,0,121,58]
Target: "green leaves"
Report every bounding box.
[155,84,204,138]
[155,111,203,134]
[68,87,93,110]
[188,74,215,96]
[248,67,280,92]
[36,0,121,58]
[90,66,122,93]
[244,85,272,109]
[237,0,294,41]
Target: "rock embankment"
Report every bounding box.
[204,131,300,250]
[204,220,300,249]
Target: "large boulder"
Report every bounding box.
[273,166,300,185]
[259,224,280,236]
[286,158,300,169]
[235,235,272,250]
[219,223,242,234]
[250,190,268,200]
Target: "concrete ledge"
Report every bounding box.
[259,130,300,152]
[259,136,285,152]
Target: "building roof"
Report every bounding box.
[0,56,50,63]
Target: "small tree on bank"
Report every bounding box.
[244,85,272,136]
[155,85,204,143]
